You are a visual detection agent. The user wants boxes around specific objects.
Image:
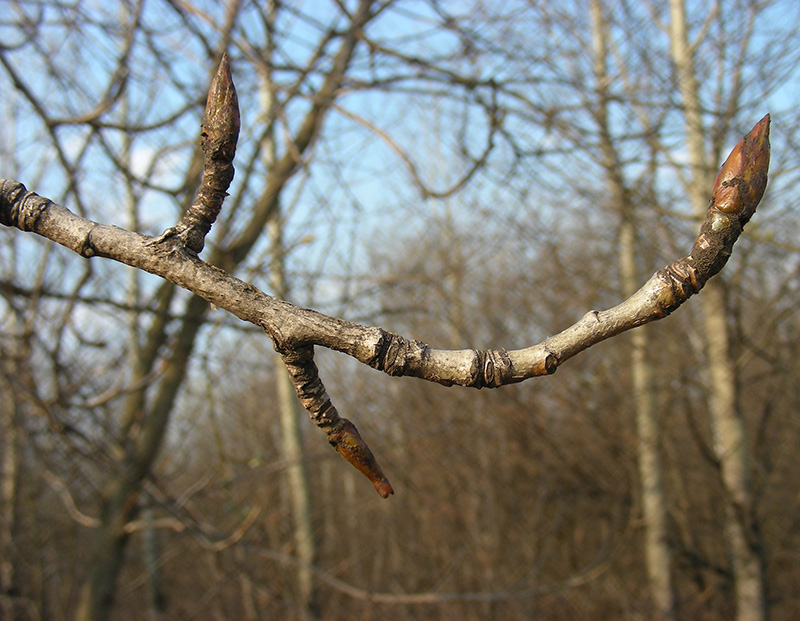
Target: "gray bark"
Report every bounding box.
[668,1,767,618]
[271,222,319,616]
[0,168,765,404]
[589,3,676,616]
[261,6,319,606]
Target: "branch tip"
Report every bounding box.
[277,345,394,497]
[327,418,394,498]
[711,114,770,223]
[151,56,241,253]
[202,53,240,160]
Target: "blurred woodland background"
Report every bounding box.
[2,1,800,619]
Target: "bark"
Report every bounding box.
[1,312,32,618]
[620,215,676,619]
[270,221,319,616]
[235,545,259,621]
[275,354,319,616]
[668,1,767,618]
[77,291,210,620]
[260,4,319,608]
[142,507,166,620]
[0,373,19,619]
[76,476,137,620]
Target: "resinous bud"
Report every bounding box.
[328,419,394,498]
[711,114,770,223]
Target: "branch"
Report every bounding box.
[0,74,769,496]
[150,54,240,253]
[44,470,101,528]
[332,98,500,200]
[247,530,619,604]
[277,344,394,497]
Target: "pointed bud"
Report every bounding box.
[202,54,240,161]
[711,114,770,223]
[328,419,394,498]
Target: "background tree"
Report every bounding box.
[588,2,676,616]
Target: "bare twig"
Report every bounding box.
[149,54,240,254]
[44,470,101,528]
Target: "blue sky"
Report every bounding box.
[1,0,799,316]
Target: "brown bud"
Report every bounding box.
[202,54,240,160]
[328,419,394,498]
[711,114,770,223]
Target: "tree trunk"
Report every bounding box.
[70,0,380,614]
[668,1,766,618]
[621,222,676,620]
[262,5,319,608]
[76,290,209,621]
[702,278,766,618]
[275,361,319,617]
[268,215,319,617]
[76,477,138,620]
[142,507,167,619]
[588,3,676,616]
[0,373,19,619]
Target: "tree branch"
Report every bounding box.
[0,87,769,496]
[150,54,240,253]
[277,344,394,497]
